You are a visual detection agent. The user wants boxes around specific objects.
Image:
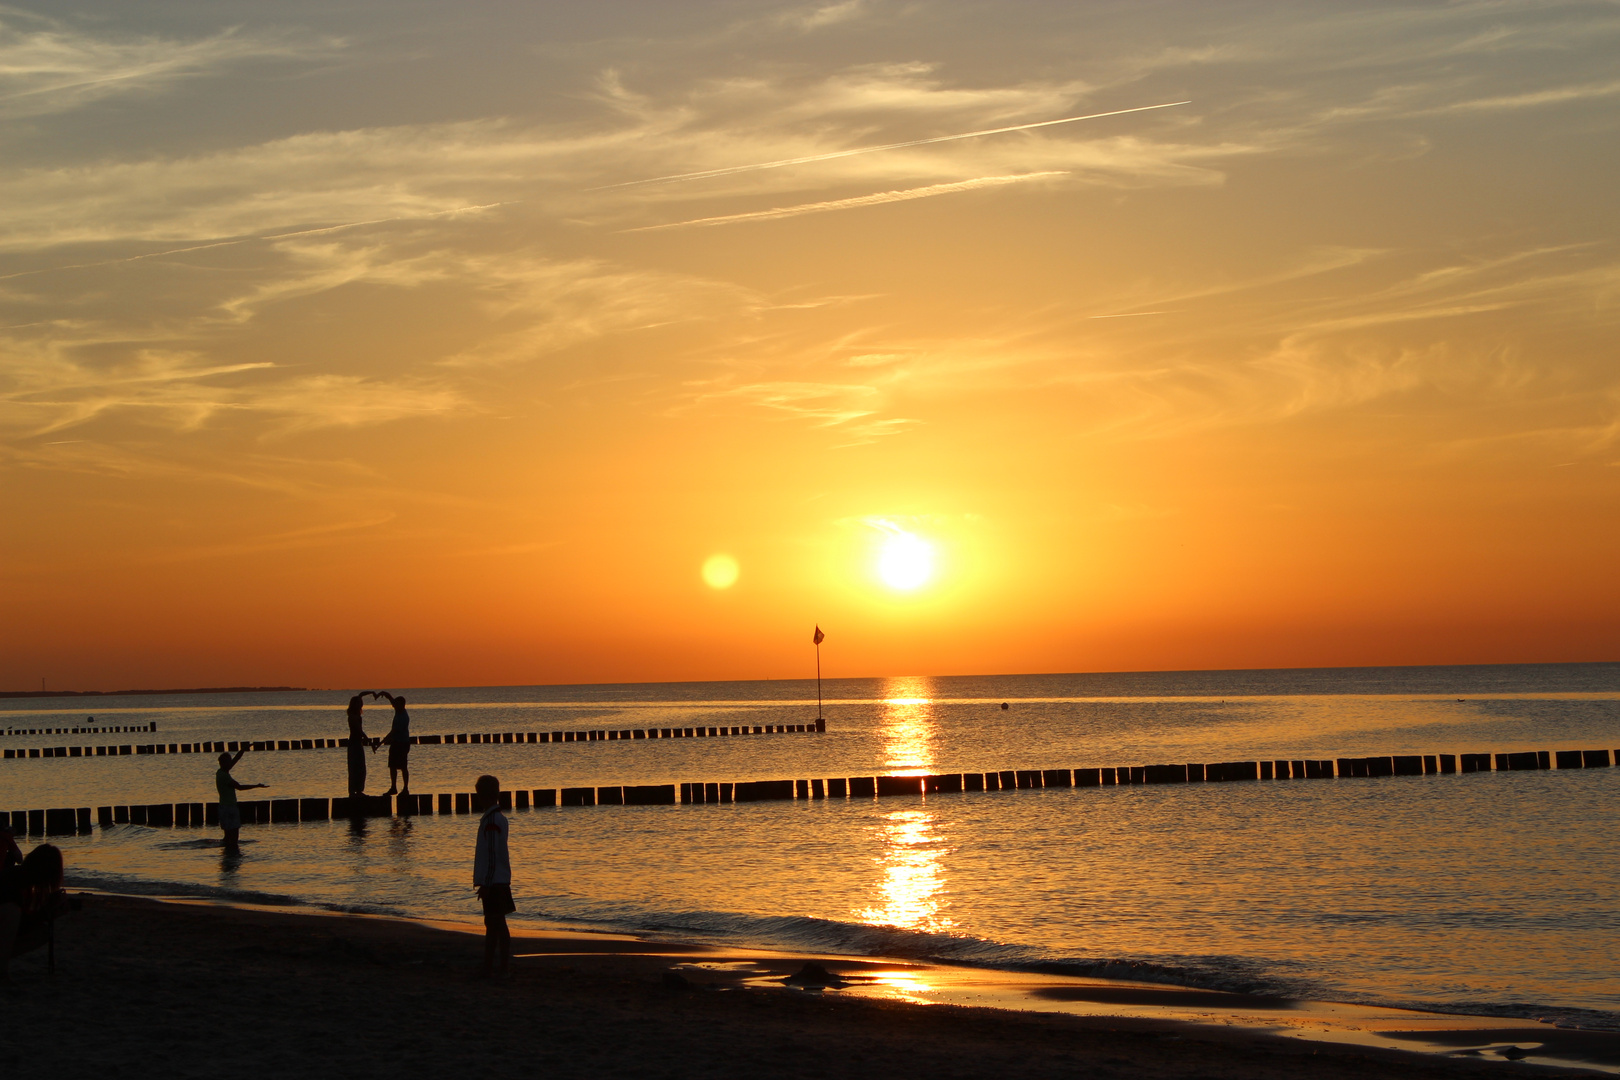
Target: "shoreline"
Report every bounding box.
[5,892,1613,1078]
[61,876,1615,1034]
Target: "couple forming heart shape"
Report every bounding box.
[345,691,411,798]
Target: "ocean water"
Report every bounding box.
[4,663,1619,1028]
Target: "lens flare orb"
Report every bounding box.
[701,554,739,589]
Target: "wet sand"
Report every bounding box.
[2,894,1612,1078]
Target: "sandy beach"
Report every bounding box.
[3,893,1612,1079]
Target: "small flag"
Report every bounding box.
[813,625,825,645]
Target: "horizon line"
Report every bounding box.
[5,658,1614,699]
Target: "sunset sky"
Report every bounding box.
[2,1,1616,690]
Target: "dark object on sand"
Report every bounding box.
[2,844,74,975]
[1000,702,1008,710]
[662,971,692,992]
[784,962,846,989]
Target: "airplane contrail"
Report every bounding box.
[624,172,1067,232]
[595,100,1191,190]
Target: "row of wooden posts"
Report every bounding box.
[2,722,156,739]
[1,721,826,761]
[7,747,1614,838]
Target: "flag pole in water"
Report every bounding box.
[812,625,825,721]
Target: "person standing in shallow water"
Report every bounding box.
[377,691,411,797]
[472,774,512,977]
[345,693,379,797]
[216,748,267,854]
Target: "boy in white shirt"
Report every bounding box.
[472,773,512,976]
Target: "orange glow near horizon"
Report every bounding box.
[0,4,1616,690]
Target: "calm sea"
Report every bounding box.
[4,663,1618,1028]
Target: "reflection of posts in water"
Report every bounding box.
[385,813,413,858]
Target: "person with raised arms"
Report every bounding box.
[216,747,267,855]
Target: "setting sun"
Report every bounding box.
[878,531,935,591]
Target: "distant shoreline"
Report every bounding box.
[0,686,308,700]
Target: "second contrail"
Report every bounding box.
[595,100,1191,189]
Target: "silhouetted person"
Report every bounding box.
[472,774,512,977]
[378,692,411,796]
[216,748,267,854]
[346,693,380,797]
[1,843,64,980]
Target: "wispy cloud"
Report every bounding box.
[0,10,332,121]
[0,339,468,439]
[689,379,882,427]
[0,122,558,253]
[1040,247,1620,441]
[2,1,1616,473]
[0,202,509,283]
[778,1,866,32]
[1436,79,1620,113]
[660,240,1620,450]
[0,66,1216,258]
[624,172,1066,231]
[578,65,1218,207]
[247,375,469,436]
[0,227,772,442]
[430,252,767,367]
[599,101,1187,188]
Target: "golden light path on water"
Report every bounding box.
[855,678,956,935]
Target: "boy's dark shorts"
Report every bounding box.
[387,742,409,769]
[481,884,515,917]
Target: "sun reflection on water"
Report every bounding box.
[856,678,954,933]
[881,676,936,775]
[856,808,955,932]
[866,970,935,1004]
